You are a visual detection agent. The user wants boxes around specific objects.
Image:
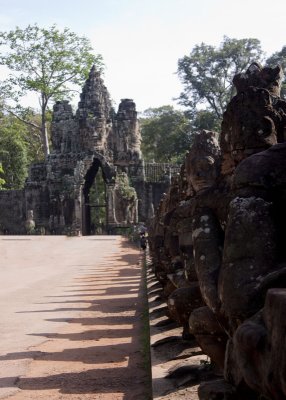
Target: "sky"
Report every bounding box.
[0,0,286,113]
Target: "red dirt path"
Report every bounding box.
[2,237,151,400]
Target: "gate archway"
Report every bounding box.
[82,159,108,235]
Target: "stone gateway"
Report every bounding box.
[0,67,178,235]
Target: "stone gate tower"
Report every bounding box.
[0,67,177,234]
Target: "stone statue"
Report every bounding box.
[163,130,228,344]
[148,63,286,398]
[221,63,285,177]
[25,210,36,234]
[219,142,286,398]
[194,66,286,396]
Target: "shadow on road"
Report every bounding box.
[0,238,152,399]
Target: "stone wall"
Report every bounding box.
[0,190,25,234]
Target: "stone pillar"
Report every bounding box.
[72,188,82,235]
[106,184,117,225]
[134,198,139,224]
[59,194,65,227]
[148,185,155,219]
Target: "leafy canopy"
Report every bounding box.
[0,24,103,102]
[177,36,264,128]
[0,115,29,189]
[266,46,286,98]
[140,105,192,163]
[0,24,103,156]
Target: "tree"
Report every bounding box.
[0,24,103,157]
[0,115,28,189]
[140,105,192,163]
[177,37,264,129]
[14,109,47,163]
[191,110,221,132]
[266,46,286,98]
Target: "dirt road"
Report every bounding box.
[0,235,150,400]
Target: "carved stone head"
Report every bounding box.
[185,130,221,193]
[233,62,284,97]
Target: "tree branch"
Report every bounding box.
[3,106,40,131]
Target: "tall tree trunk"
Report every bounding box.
[41,96,50,157]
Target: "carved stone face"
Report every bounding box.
[187,155,218,192]
[185,130,221,193]
[220,64,286,176]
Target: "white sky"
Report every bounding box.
[0,0,286,113]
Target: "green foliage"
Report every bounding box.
[191,109,221,132]
[116,173,136,200]
[0,23,103,156]
[0,115,28,189]
[19,110,45,163]
[0,112,43,175]
[266,46,286,98]
[177,36,264,129]
[140,105,192,163]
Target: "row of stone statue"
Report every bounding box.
[148,62,286,399]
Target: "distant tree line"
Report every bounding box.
[141,36,286,163]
